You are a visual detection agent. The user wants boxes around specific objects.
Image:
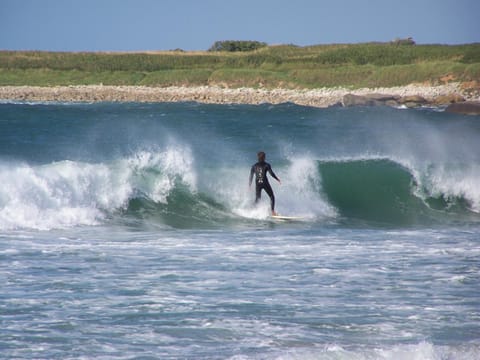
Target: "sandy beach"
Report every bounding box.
[0,82,478,108]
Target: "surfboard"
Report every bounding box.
[269,215,305,221]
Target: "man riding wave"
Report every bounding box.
[249,151,281,215]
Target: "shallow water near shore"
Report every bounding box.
[1,102,479,359]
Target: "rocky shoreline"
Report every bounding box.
[1,83,479,114]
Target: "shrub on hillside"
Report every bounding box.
[391,37,416,46]
[208,40,268,52]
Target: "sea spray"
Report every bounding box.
[0,161,122,230]
[126,146,197,204]
[413,162,480,213]
[279,156,336,219]
[0,146,198,230]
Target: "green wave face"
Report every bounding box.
[319,159,478,226]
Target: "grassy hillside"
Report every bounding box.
[1,43,479,88]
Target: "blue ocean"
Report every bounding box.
[0,101,479,359]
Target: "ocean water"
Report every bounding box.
[0,101,479,359]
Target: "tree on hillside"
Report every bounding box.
[391,37,416,46]
[208,40,268,52]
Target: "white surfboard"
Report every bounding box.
[270,214,305,221]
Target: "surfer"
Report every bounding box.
[249,151,281,215]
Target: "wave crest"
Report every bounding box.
[0,146,196,230]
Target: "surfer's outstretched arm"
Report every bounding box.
[267,164,281,183]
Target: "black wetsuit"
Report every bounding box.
[249,161,280,211]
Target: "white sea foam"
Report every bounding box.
[279,156,336,219]
[263,341,480,360]
[417,163,480,212]
[0,161,117,230]
[387,155,480,213]
[0,145,196,230]
[125,146,197,203]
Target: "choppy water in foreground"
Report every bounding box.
[0,102,479,359]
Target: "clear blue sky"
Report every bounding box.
[1,0,479,51]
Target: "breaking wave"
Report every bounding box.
[1,146,479,230]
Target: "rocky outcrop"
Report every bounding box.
[342,93,431,108]
[445,102,480,115]
[342,94,400,107]
[398,95,428,108]
[342,91,472,109]
[432,94,465,105]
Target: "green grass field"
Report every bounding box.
[1,43,479,88]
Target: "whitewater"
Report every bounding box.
[0,101,479,359]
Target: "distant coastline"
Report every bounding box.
[1,43,479,111]
[0,83,478,110]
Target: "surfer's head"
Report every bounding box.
[257,151,266,162]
